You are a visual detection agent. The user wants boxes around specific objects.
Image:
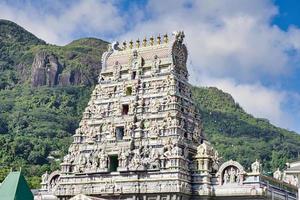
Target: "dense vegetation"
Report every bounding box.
[0,19,108,89]
[0,19,299,188]
[0,20,45,89]
[0,85,92,188]
[192,87,300,173]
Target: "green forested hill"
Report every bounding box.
[0,19,45,89]
[0,19,108,89]
[0,85,92,187]
[0,20,300,188]
[192,87,300,173]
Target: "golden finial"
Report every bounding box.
[143,37,147,47]
[122,41,127,50]
[157,35,161,44]
[163,34,168,43]
[150,36,154,46]
[136,39,140,48]
[129,40,133,49]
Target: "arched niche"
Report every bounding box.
[48,170,61,190]
[216,160,246,185]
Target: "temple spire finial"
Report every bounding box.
[143,37,147,47]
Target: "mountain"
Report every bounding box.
[0,20,299,188]
[0,19,109,89]
[192,87,300,172]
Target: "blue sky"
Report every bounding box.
[1,0,300,133]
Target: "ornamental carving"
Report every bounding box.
[129,50,143,70]
[251,159,261,174]
[172,31,188,70]
[113,61,121,80]
[216,160,246,185]
[151,55,161,76]
[273,168,282,180]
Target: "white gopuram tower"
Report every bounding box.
[40,32,298,200]
[44,32,205,200]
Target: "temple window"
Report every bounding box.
[116,126,124,140]
[122,104,129,115]
[132,71,137,79]
[126,87,132,96]
[109,155,119,172]
[184,132,188,138]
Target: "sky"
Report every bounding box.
[1,0,300,133]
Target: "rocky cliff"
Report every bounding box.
[31,52,62,87]
[0,19,108,88]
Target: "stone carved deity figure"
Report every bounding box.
[87,153,94,169]
[236,173,241,184]
[74,153,87,173]
[125,121,135,137]
[222,166,240,184]
[152,55,161,76]
[223,170,229,184]
[99,150,108,169]
[91,151,99,171]
[138,97,144,108]
[163,138,173,158]
[180,118,186,129]
[197,141,214,157]
[63,154,71,164]
[151,98,160,113]
[251,159,261,174]
[167,75,176,86]
[183,146,189,159]
[212,150,221,172]
[273,168,282,180]
[131,50,141,70]
[130,149,142,169]
[119,148,129,168]
[171,143,182,156]
[113,61,121,81]
[292,176,299,186]
[149,148,160,169]
[197,144,205,157]
[41,171,49,184]
[107,123,114,137]
[149,120,160,137]
[229,167,237,183]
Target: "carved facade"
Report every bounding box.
[39,32,298,200]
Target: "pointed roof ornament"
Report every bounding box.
[157,35,161,44]
[149,36,154,46]
[164,34,168,43]
[143,37,147,47]
[129,40,133,49]
[136,39,140,48]
[122,41,127,50]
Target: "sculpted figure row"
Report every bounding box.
[223,167,241,184]
[59,137,191,174]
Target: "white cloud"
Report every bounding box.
[0,0,124,44]
[195,75,300,133]
[198,76,284,124]
[121,0,300,82]
[118,0,300,132]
